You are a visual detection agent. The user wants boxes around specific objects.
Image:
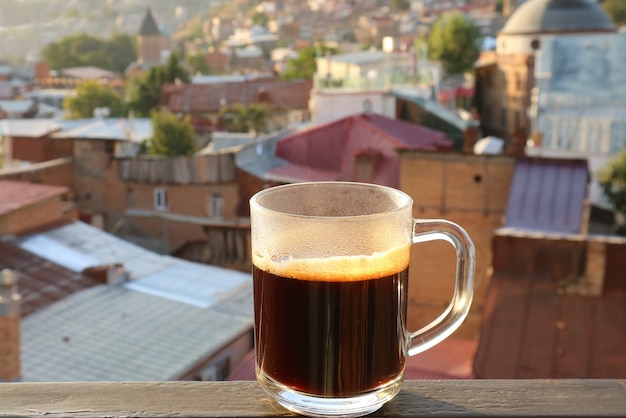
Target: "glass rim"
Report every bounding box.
[249,181,413,220]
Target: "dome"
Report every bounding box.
[501,0,616,35]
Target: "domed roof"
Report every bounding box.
[501,0,616,35]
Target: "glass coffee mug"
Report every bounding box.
[250,182,475,417]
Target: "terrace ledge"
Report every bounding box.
[1,379,625,417]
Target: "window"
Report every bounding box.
[154,188,168,211]
[208,193,224,219]
[515,73,522,91]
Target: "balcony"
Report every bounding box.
[2,379,625,417]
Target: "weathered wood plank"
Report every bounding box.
[1,380,625,417]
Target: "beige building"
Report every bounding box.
[399,151,515,339]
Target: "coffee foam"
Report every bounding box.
[252,245,410,282]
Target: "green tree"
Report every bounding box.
[63,81,126,119]
[598,149,626,235]
[602,0,626,26]
[187,52,210,75]
[128,53,190,117]
[251,11,269,28]
[149,111,196,156]
[104,33,137,73]
[426,12,480,75]
[280,45,338,81]
[218,103,270,133]
[40,33,136,73]
[390,0,409,11]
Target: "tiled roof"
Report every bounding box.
[0,241,103,317]
[0,180,69,216]
[163,78,312,113]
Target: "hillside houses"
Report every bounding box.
[162,75,312,133]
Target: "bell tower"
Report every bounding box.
[137,8,163,66]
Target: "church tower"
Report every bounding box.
[137,8,163,66]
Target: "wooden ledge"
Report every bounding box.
[2,380,625,417]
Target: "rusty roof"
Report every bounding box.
[0,180,69,216]
[473,234,626,379]
[0,241,104,317]
[163,78,312,113]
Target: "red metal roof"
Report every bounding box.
[504,158,589,234]
[163,78,312,113]
[268,113,452,187]
[0,180,69,216]
[228,336,476,381]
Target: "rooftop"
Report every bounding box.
[21,284,251,382]
[0,180,69,217]
[500,0,616,36]
[8,220,254,382]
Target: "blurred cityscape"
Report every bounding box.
[0,0,625,385]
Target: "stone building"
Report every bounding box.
[473,0,616,146]
[137,8,163,66]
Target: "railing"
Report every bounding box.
[2,380,625,417]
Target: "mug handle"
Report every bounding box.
[407,219,476,356]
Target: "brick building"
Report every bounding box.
[399,151,515,339]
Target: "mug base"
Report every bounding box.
[256,368,404,417]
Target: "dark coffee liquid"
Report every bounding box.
[253,265,408,396]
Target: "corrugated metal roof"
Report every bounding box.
[234,133,291,180]
[0,118,62,137]
[0,99,35,114]
[21,284,252,382]
[51,117,152,142]
[503,158,589,234]
[268,112,452,187]
[13,220,254,382]
[17,221,251,308]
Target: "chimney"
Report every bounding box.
[107,263,128,286]
[0,268,21,381]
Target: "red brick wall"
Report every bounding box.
[0,160,74,187]
[492,234,586,280]
[9,137,73,163]
[0,315,20,381]
[11,137,46,162]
